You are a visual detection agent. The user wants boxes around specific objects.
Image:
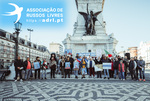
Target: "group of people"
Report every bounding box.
[14,53,146,82]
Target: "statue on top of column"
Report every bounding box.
[79,3,102,35]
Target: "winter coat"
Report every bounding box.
[14,59,23,71]
[23,60,32,70]
[138,60,145,69]
[119,63,125,72]
[50,60,57,70]
[87,60,95,68]
[129,60,137,71]
[60,61,65,69]
[113,61,119,70]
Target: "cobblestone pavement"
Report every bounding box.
[0,69,150,101]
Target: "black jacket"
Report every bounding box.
[14,59,23,71]
[113,60,119,69]
[70,57,74,67]
[129,60,135,71]
[60,61,65,69]
[24,60,32,70]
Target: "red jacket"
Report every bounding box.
[119,63,125,72]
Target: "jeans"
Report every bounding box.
[41,69,46,78]
[74,70,78,77]
[119,72,125,80]
[114,69,118,78]
[57,65,61,74]
[25,69,31,80]
[139,69,145,79]
[104,69,109,78]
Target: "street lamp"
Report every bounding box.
[14,21,22,60]
[27,29,33,59]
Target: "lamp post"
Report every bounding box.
[27,29,33,59]
[14,21,22,60]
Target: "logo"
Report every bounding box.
[3,3,23,23]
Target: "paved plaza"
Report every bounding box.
[0,69,150,101]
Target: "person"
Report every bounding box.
[129,57,137,80]
[138,56,146,82]
[70,55,74,74]
[113,58,119,79]
[96,57,102,78]
[134,57,139,81]
[49,57,57,79]
[102,56,110,79]
[78,56,82,74]
[74,58,79,79]
[41,59,48,79]
[65,56,71,78]
[118,60,126,80]
[109,58,114,78]
[60,58,65,78]
[88,58,95,78]
[33,57,41,79]
[14,56,24,82]
[123,56,129,79]
[24,57,32,80]
[57,56,62,75]
[80,58,87,79]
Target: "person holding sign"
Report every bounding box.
[73,58,79,79]
[33,57,41,79]
[65,56,71,78]
[80,58,87,79]
[95,57,102,78]
[102,56,110,80]
[118,60,126,80]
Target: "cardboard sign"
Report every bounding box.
[65,62,70,69]
[34,62,40,69]
[103,63,112,69]
[94,64,103,71]
[74,62,79,69]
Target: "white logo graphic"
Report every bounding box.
[3,3,23,23]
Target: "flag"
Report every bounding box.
[104,50,112,57]
[77,58,81,63]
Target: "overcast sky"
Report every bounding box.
[0,0,150,53]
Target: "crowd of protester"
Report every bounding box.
[14,53,146,82]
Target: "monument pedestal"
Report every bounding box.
[63,0,118,57]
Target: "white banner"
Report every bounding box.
[103,63,112,69]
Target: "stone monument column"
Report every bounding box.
[63,0,118,57]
